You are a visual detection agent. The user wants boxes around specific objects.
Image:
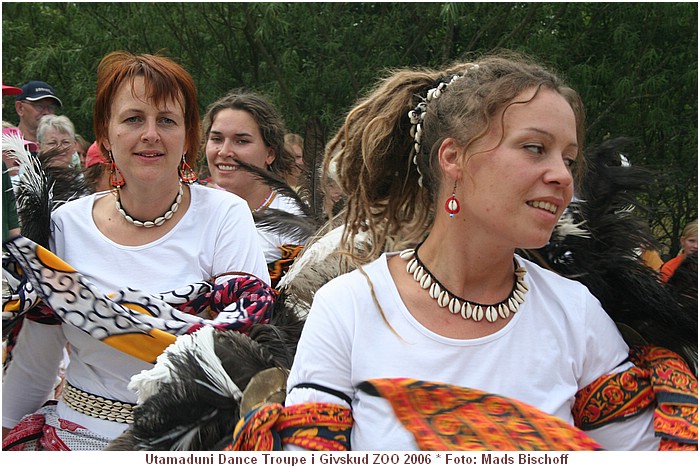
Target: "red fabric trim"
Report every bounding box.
[226,402,352,451]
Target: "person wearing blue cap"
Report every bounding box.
[14,80,62,145]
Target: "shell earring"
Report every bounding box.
[179,154,198,184]
[445,181,460,218]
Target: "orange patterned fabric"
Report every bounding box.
[361,378,603,451]
[573,366,654,428]
[227,402,352,451]
[268,244,304,288]
[574,345,697,451]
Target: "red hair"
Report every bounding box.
[93,51,200,167]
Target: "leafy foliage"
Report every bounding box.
[2,2,696,254]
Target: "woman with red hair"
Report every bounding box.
[2,51,270,450]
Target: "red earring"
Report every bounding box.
[109,153,125,188]
[179,155,198,184]
[445,181,460,217]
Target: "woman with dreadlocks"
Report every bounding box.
[282,52,696,451]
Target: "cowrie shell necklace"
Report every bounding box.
[399,243,528,322]
[115,181,183,228]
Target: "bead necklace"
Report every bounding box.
[253,189,277,212]
[399,243,528,323]
[115,182,184,228]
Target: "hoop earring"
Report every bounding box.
[179,154,198,184]
[109,152,125,188]
[445,181,460,218]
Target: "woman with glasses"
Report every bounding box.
[36,114,78,168]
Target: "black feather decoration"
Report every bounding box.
[105,300,306,451]
[236,159,309,214]
[14,148,89,249]
[106,331,279,451]
[296,117,327,221]
[231,159,324,247]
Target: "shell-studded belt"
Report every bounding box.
[61,381,135,424]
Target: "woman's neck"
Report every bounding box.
[117,181,183,222]
[418,230,516,305]
[245,185,276,212]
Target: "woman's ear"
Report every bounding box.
[265,147,276,167]
[438,138,463,181]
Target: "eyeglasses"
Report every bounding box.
[22,101,59,113]
[43,139,75,148]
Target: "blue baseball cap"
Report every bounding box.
[17,80,62,106]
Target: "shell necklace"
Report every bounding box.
[399,243,528,323]
[115,182,184,228]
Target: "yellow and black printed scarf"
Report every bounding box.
[3,236,275,364]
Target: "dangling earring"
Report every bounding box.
[445,181,460,218]
[179,154,198,184]
[109,151,125,188]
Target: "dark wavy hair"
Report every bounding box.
[201,90,295,178]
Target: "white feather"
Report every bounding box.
[277,226,372,318]
[277,225,346,289]
[1,132,32,166]
[553,211,591,240]
[3,132,49,210]
[128,326,242,404]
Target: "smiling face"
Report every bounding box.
[457,87,577,250]
[103,76,186,187]
[205,108,275,196]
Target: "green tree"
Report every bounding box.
[2,2,696,253]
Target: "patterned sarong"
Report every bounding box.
[2,402,111,451]
[2,236,275,364]
[226,402,352,451]
[574,345,697,450]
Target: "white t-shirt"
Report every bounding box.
[286,253,660,451]
[2,184,270,439]
[257,193,305,263]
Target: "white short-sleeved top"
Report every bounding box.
[3,184,270,438]
[286,253,659,451]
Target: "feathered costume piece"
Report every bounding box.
[2,135,89,365]
[2,134,89,249]
[104,296,306,450]
[230,159,322,288]
[235,118,333,289]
